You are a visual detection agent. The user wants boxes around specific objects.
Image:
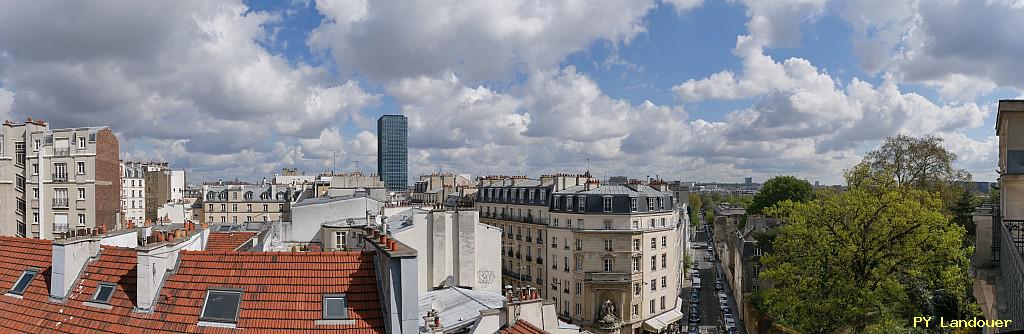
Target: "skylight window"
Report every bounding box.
[322,294,348,320]
[9,269,38,295]
[92,282,116,303]
[217,225,233,232]
[200,289,243,323]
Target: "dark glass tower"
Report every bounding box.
[377,115,408,191]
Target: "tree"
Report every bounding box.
[855,134,972,211]
[760,169,972,333]
[748,176,813,214]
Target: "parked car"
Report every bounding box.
[715,282,723,291]
[707,245,713,251]
[689,309,700,322]
[688,326,700,334]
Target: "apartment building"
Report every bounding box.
[144,162,170,221]
[411,172,476,204]
[202,184,295,226]
[973,100,1024,331]
[476,173,685,333]
[0,119,120,239]
[120,161,146,224]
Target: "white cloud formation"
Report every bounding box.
[308,0,657,83]
[0,0,378,180]
[0,88,13,119]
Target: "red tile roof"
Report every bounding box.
[0,237,55,334]
[206,232,257,251]
[499,320,548,334]
[0,236,386,333]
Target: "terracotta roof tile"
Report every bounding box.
[0,236,386,333]
[206,232,257,251]
[499,320,548,334]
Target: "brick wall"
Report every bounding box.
[94,129,120,232]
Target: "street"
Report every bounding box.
[680,213,746,334]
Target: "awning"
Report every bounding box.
[642,297,685,332]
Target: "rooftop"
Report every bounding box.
[205,232,257,251]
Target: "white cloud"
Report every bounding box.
[662,0,704,14]
[0,88,13,119]
[0,0,378,181]
[309,0,657,83]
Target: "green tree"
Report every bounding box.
[760,169,972,333]
[855,134,972,212]
[748,176,814,214]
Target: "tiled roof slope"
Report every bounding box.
[499,320,547,334]
[0,236,385,333]
[0,237,56,334]
[206,232,257,251]
[158,250,385,333]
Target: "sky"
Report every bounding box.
[0,0,1020,185]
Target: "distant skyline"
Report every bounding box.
[0,0,1019,184]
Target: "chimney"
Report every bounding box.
[50,237,101,301]
[136,225,210,311]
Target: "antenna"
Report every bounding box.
[586,158,590,173]
[332,151,337,175]
[354,160,360,173]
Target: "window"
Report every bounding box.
[9,269,38,295]
[209,204,214,211]
[574,257,582,271]
[633,304,640,316]
[630,198,637,211]
[633,258,640,272]
[575,303,582,315]
[577,219,583,228]
[661,236,667,248]
[650,238,656,249]
[604,220,612,230]
[660,296,666,310]
[92,282,116,304]
[78,136,87,149]
[661,276,667,288]
[603,197,612,212]
[578,196,585,212]
[221,204,226,211]
[604,240,613,251]
[78,188,86,200]
[553,218,559,227]
[566,197,573,211]
[576,239,582,251]
[647,198,654,211]
[323,294,348,319]
[553,196,561,210]
[603,258,613,272]
[660,218,666,227]
[246,204,252,212]
[634,283,641,296]
[78,214,86,226]
[649,219,655,228]
[575,283,582,295]
[32,188,38,199]
[564,257,569,272]
[33,213,38,225]
[232,216,237,223]
[263,204,268,212]
[16,174,24,191]
[200,289,243,323]
[77,161,85,175]
[232,204,237,212]
[32,164,38,175]
[632,220,638,229]
[651,256,656,271]
[650,300,655,314]
[650,279,656,291]
[15,141,25,166]
[335,232,346,249]
[633,239,640,251]
[661,254,667,268]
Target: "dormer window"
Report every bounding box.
[200,288,243,325]
[9,269,38,295]
[323,294,349,320]
[91,282,116,304]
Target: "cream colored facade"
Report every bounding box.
[476,174,684,333]
[202,185,294,225]
[0,120,120,239]
[120,161,146,224]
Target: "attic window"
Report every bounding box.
[200,288,243,324]
[91,282,116,304]
[322,294,348,320]
[9,269,38,295]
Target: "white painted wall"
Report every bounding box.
[169,170,185,202]
[391,210,501,294]
[136,228,209,310]
[289,197,384,243]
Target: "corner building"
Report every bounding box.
[477,173,685,333]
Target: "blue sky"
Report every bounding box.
[0,0,1019,184]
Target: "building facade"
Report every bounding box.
[120,161,146,224]
[202,185,294,226]
[476,173,685,333]
[0,119,120,239]
[377,114,408,192]
[411,172,475,204]
[144,162,170,221]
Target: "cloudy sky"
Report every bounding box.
[0,0,1019,184]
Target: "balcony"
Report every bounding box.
[536,278,543,285]
[536,237,543,245]
[53,147,71,157]
[52,173,68,182]
[52,198,69,208]
[536,257,543,265]
[516,234,522,241]
[53,224,69,233]
[525,255,533,262]
[525,236,532,242]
